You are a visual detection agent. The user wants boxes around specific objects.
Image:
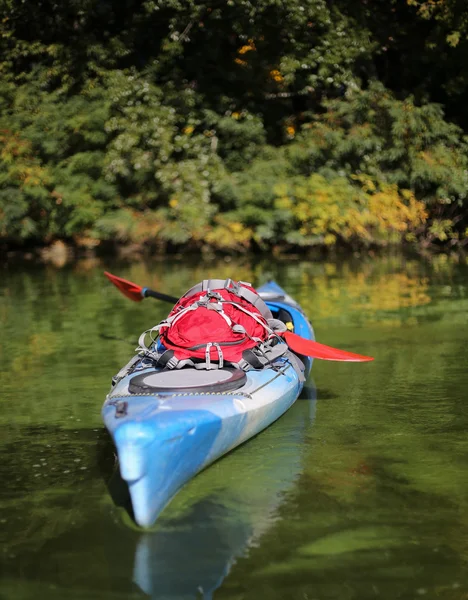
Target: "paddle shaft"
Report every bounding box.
[142,287,179,304]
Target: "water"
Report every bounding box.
[1,253,467,600]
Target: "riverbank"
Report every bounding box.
[2,237,466,273]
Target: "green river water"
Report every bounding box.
[1,253,467,600]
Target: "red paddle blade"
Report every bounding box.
[104,271,144,302]
[283,331,374,362]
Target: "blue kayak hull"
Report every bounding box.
[102,280,314,527]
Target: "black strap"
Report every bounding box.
[241,349,265,370]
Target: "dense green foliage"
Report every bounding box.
[1,0,467,252]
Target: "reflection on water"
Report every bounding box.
[1,253,467,600]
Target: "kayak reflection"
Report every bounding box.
[132,383,317,600]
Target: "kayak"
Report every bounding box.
[102,280,314,527]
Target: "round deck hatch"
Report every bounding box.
[128,368,247,394]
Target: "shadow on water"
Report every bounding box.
[99,431,135,521]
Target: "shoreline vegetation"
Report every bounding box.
[1,0,468,259]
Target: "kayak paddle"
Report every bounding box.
[281,331,373,362]
[104,271,179,304]
[104,271,374,362]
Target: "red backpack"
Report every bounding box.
[138,279,283,370]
